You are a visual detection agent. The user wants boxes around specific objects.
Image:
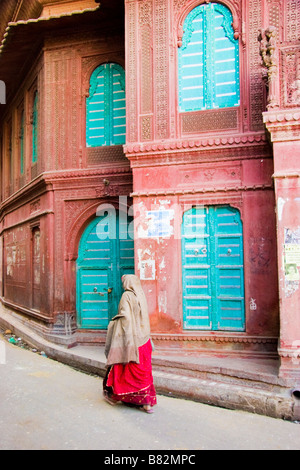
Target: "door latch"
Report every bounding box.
[93,287,104,296]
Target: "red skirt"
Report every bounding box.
[103,339,157,407]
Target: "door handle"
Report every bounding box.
[93,287,104,296]
[104,287,113,294]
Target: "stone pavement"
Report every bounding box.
[2,337,300,451]
[0,305,299,422]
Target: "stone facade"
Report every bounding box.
[0,0,299,385]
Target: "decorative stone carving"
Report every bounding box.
[258,27,280,109]
[281,47,300,108]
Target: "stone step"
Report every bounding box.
[152,367,296,421]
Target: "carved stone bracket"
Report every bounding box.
[258,27,280,110]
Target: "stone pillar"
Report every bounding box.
[263,110,300,384]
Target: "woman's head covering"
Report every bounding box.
[105,275,150,366]
[121,274,136,291]
[122,274,148,315]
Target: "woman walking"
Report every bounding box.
[103,274,157,413]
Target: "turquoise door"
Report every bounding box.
[182,206,245,331]
[76,212,134,329]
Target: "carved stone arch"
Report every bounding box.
[66,202,103,262]
[178,193,244,227]
[82,54,126,98]
[66,197,132,262]
[176,0,240,48]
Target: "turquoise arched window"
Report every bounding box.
[86,63,126,147]
[178,2,240,112]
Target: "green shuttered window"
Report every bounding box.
[86,63,126,148]
[179,3,240,112]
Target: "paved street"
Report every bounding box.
[0,336,299,451]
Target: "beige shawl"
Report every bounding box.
[104,275,150,367]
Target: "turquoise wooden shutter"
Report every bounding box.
[212,4,240,109]
[182,207,212,329]
[182,206,245,331]
[111,64,126,145]
[179,3,240,112]
[178,7,205,112]
[86,63,126,147]
[86,65,106,147]
[212,206,245,330]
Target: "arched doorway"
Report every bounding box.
[181,205,245,331]
[76,211,134,329]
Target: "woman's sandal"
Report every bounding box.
[103,391,118,406]
[142,405,154,414]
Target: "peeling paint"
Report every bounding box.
[137,248,152,268]
[137,223,149,239]
[140,259,155,280]
[277,197,286,221]
[159,257,166,270]
[158,290,167,314]
[158,199,171,208]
